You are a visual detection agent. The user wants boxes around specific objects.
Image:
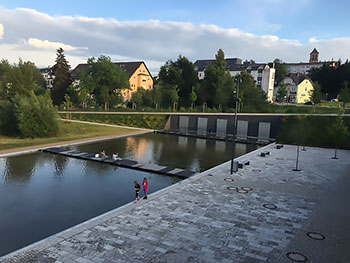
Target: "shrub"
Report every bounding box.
[14,92,60,138]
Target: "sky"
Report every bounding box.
[0,0,350,74]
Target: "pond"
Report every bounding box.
[0,133,257,257]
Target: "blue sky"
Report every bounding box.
[0,0,349,72]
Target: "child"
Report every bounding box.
[112,152,121,161]
[143,177,149,199]
[134,181,141,203]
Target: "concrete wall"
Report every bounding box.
[168,114,284,139]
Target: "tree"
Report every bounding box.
[273,59,287,86]
[52,48,72,105]
[81,55,129,111]
[276,84,287,103]
[0,59,46,100]
[0,60,59,138]
[62,94,73,120]
[199,49,234,110]
[237,71,267,112]
[328,110,349,158]
[339,81,350,108]
[158,55,198,108]
[13,91,59,138]
[310,81,322,104]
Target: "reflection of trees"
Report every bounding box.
[3,153,41,182]
[53,155,69,177]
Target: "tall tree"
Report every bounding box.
[0,59,46,100]
[199,49,234,109]
[273,59,287,86]
[158,55,198,108]
[52,48,72,105]
[237,71,267,112]
[81,55,129,111]
[339,81,350,108]
[310,81,322,104]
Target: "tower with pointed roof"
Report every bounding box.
[309,48,319,63]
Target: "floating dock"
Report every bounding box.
[42,147,196,178]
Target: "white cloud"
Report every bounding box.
[0,7,349,72]
[0,23,3,39]
[27,38,87,51]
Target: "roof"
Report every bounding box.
[310,48,319,54]
[72,61,151,79]
[194,58,267,72]
[286,73,309,85]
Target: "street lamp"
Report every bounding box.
[230,77,241,174]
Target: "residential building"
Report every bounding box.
[277,73,314,104]
[39,67,54,89]
[285,48,339,75]
[194,58,275,102]
[72,61,153,101]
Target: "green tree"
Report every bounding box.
[131,88,143,109]
[339,81,350,108]
[14,91,60,138]
[199,49,234,110]
[81,55,129,111]
[158,55,198,108]
[273,59,287,86]
[237,71,267,112]
[310,81,322,104]
[0,59,46,100]
[328,110,349,158]
[52,48,72,105]
[276,84,287,102]
[62,94,73,120]
[157,81,179,109]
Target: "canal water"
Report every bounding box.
[0,133,257,257]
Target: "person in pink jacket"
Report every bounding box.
[143,177,149,199]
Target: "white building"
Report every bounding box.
[194,58,275,102]
[285,48,339,75]
[39,67,54,89]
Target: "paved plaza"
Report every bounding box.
[1,143,349,262]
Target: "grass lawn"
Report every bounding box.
[0,120,141,152]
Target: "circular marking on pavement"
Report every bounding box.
[286,252,307,262]
[252,169,261,172]
[306,232,325,240]
[276,157,284,160]
[263,204,277,210]
[235,188,249,194]
[241,187,253,192]
[224,178,235,182]
[227,186,238,191]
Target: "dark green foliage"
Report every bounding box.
[81,55,129,111]
[14,92,60,138]
[238,71,268,112]
[310,61,350,99]
[0,59,46,100]
[276,85,287,102]
[339,81,350,108]
[52,48,72,105]
[200,49,234,109]
[310,82,322,104]
[60,113,168,130]
[273,59,287,86]
[277,115,350,149]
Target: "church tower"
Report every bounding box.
[309,48,319,63]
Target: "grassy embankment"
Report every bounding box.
[59,113,169,130]
[0,121,142,152]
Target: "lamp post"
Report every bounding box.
[230,77,241,174]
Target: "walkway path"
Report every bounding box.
[1,144,349,262]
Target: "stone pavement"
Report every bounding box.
[1,144,349,263]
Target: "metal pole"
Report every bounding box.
[293,145,301,171]
[230,78,240,174]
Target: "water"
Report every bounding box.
[0,133,257,256]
